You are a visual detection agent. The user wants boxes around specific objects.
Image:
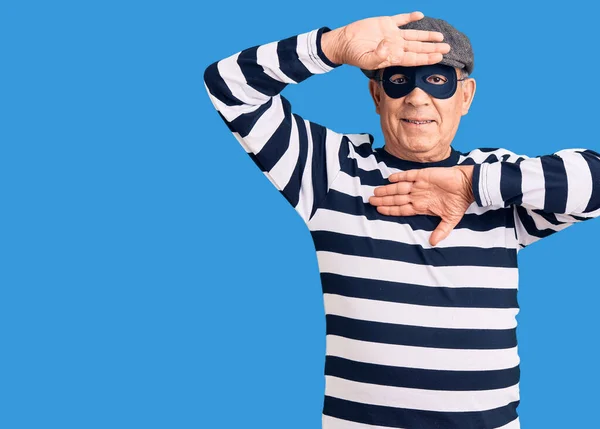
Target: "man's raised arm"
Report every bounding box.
[203,12,450,222]
[203,27,347,222]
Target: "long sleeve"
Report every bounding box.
[203,27,369,223]
[472,149,600,248]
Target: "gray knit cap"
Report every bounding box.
[360,17,474,79]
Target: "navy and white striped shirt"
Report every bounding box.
[204,27,600,429]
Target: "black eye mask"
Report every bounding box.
[380,64,461,100]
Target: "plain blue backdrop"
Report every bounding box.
[2,1,599,428]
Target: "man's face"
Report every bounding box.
[368,67,476,159]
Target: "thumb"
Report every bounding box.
[371,39,393,67]
[430,218,459,247]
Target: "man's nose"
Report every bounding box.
[404,86,431,106]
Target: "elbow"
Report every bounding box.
[203,62,218,92]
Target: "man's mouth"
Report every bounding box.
[402,119,434,125]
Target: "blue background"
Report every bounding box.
[2,1,599,428]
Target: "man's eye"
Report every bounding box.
[389,74,409,85]
[427,75,448,85]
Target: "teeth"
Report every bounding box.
[403,119,432,124]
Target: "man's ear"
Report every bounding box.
[368,78,382,115]
[461,78,476,116]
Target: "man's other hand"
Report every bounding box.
[369,166,475,246]
[322,11,451,69]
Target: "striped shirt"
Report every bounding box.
[204,27,600,429]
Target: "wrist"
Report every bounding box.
[320,27,346,66]
[457,165,475,204]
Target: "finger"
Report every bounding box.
[399,29,444,42]
[369,194,411,206]
[373,181,412,197]
[430,218,459,246]
[391,11,424,27]
[403,40,450,54]
[376,204,417,217]
[389,170,419,182]
[394,52,444,67]
[381,181,413,196]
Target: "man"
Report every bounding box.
[204,11,600,429]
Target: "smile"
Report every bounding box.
[402,119,434,125]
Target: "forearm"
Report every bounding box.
[473,149,600,217]
[321,27,346,66]
[204,27,341,118]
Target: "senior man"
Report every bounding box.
[204,12,600,429]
